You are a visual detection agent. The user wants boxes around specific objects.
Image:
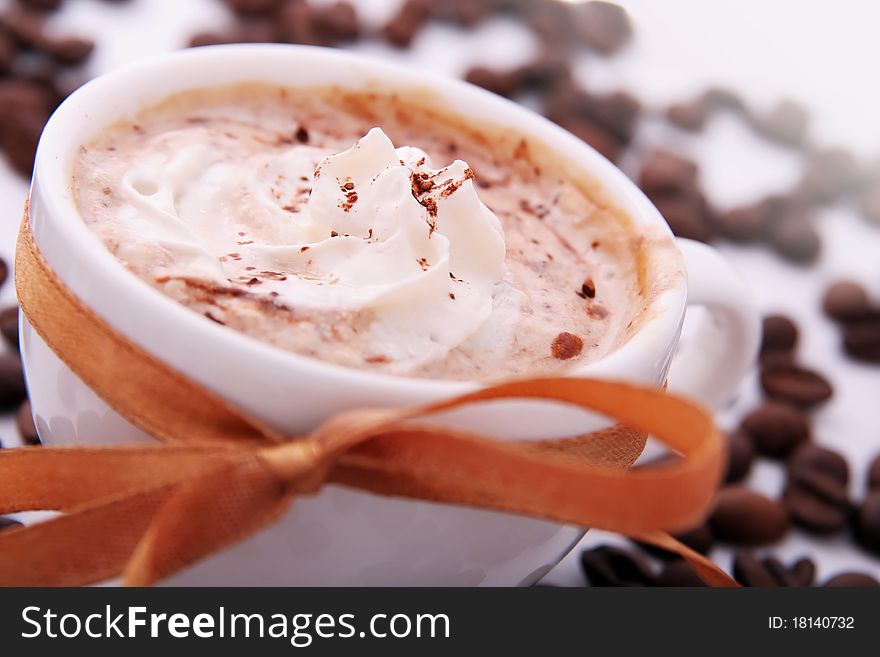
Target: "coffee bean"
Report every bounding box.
[188,31,236,48]
[768,214,821,264]
[732,551,779,587]
[666,97,709,132]
[861,186,880,225]
[788,444,849,484]
[714,204,766,243]
[800,147,862,204]
[868,455,880,490]
[655,560,706,586]
[740,401,809,458]
[0,111,44,177]
[0,256,7,288]
[783,481,850,535]
[0,353,26,410]
[673,522,715,555]
[790,558,817,587]
[572,1,632,55]
[580,545,655,586]
[709,486,790,546]
[822,281,872,321]
[725,429,755,483]
[854,491,880,555]
[524,1,574,45]
[464,66,518,98]
[47,36,94,66]
[16,399,40,445]
[754,99,809,148]
[383,0,429,49]
[431,0,492,28]
[760,363,833,408]
[555,116,621,163]
[701,87,747,113]
[761,314,798,355]
[223,0,283,14]
[651,192,715,243]
[0,305,19,350]
[762,557,803,587]
[0,31,15,75]
[637,150,698,197]
[275,1,319,45]
[0,516,23,531]
[823,572,880,587]
[842,317,880,363]
[514,50,572,92]
[311,1,360,44]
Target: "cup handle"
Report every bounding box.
[665,238,761,410]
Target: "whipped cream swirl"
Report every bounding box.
[116,127,510,369]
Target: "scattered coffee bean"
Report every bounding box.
[551,332,583,360]
[768,213,821,264]
[842,317,880,363]
[799,147,862,204]
[854,491,880,555]
[655,560,706,587]
[762,556,803,587]
[788,444,849,484]
[572,1,632,55]
[0,256,7,288]
[714,204,766,243]
[760,363,833,408]
[701,87,747,113]
[783,480,851,535]
[754,99,809,148]
[0,353,26,410]
[732,551,779,587]
[709,486,790,545]
[311,1,360,44]
[740,401,809,458]
[580,545,654,586]
[637,150,698,197]
[16,399,40,445]
[383,0,429,49]
[223,0,283,15]
[464,66,518,98]
[822,280,872,321]
[554,116,621,163]
[0,305,19,349]
[761,314,798,355]
[861,186,880,225]
[666,97,709,132]
[514,50,571,92]
[47,36,94,66]
[868,455,880,490]
[725,429,755,483]
[789,557,817,587]
[650,192,715,243]
[673,522,715,555]
[0,516,23,531]
[823,572,880,587]
[0,31,15,75]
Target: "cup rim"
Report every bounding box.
[31,43,686,397]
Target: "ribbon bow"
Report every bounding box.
[0,215,735,587]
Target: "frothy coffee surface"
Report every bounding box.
[73,84,660,381]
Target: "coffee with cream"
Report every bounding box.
[73,84,666,381]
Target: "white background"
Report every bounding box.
[0,0,878,585]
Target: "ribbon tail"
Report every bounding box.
[0,483,179,586]
[122,456,294,586]
[632,531,739,587]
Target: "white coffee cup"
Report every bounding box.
[21,45,759,586]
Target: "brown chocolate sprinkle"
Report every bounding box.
[411,171,434,195]
[295,126,309,143]
[364,355,389,364]
[416,257,429,271]
[299,246,310,252]
[449,292,456,300]
[245,277,261,286]
[330,230,339,237]
[580,278,597,299]
[551,332,584,360]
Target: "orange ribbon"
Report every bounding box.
[0,213,736,587]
